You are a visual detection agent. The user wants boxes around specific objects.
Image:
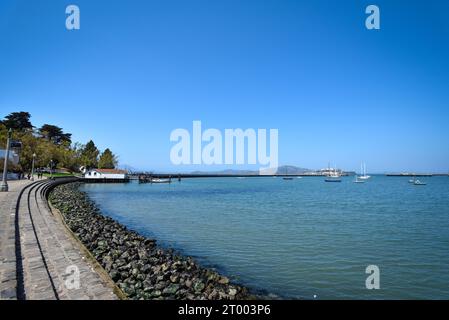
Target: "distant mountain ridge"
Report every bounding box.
[190,165,311,175]
[275,165,310,175]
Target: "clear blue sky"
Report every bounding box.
[1,0,448,173]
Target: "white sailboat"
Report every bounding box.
[354,175,365,183]
[359,163,371,180]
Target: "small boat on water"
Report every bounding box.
[139,175,172,183]
[151,178,171,184]
[354,176,365,183]
[283,166,294,180]
[325,176,342,182]
[359,163,371,180]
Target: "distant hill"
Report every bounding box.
[190,165,311,175]
[275,165,310,175]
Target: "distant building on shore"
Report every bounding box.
[301,168,355,176]
[84,168,128,180]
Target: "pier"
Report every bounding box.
[128,172,448,179]
[129,172,354,180]
[385,174,434,177]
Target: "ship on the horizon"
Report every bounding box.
[324,164,342,182]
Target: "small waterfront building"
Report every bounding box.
[84,168,128,180]
[319,168,338,175]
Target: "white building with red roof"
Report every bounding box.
[84,168,128,179]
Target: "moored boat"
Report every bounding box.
[354,176,365,183]
[151,178,171,183]
[325,177,342,182]
[359,163,371,180]
[325,164,342,182]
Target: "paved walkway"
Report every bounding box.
[0,180,29,299]
[0,179,118,300]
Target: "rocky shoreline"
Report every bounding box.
[49,182,254,300]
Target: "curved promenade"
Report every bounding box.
[0,179,117,300]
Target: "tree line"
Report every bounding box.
[0,111,118,173]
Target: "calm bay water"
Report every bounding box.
[80,176,449,299]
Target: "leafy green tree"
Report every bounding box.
[80,140,99,168]
[1,112,116,174]
[98,148,118,169]
[0,123,8,147]
[16,130,39,172]
[0,112,33,131]
[61,142,84,172]
[38,124,72,145]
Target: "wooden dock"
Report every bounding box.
[129,173,353,180]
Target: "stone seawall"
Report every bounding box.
[1,179,118,300]
[49,182,254,300]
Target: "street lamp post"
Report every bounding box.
[0,129,13,192]
[31,153,36,181]
[50,159,54,180]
